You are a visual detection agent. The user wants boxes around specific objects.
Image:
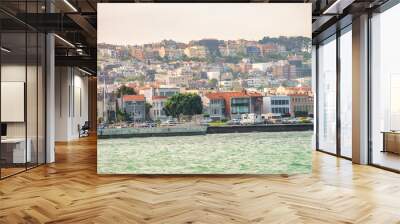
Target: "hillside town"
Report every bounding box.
[98,36,313,126]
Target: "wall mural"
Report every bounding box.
[97,3,313,174]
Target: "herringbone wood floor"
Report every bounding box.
[1,136,400,224]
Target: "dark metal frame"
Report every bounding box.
[367,10,373,165]
[315,44,319,151]
[336,23,341,157]
[315,22,353,162]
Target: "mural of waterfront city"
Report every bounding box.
[97,3,313,174]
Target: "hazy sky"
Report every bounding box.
[98,3,311,45]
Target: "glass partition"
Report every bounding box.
[317,36,337,154]
[1,31,28,177]
[0,2,46,179]
[27,31,38,169]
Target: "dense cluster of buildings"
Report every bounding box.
[98,38,313,123]
[98,85,313,123]
[99,39,297,62]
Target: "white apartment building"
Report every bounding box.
[149,96,168,121]
[263,95,292,116]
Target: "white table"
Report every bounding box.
[1,138,31,163]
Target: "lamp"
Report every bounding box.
[63,0,78,12]
[54,34,75,48]
[1,47,11,53]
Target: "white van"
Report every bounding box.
[240,113,263,125]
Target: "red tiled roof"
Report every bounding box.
[287,93,312,97]
[123,95,145,101]
[152,96,168,100]
[204,93,225,100]
[205,91,262,100]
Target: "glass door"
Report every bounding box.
[370,3,400,171]
[339,26,352,158]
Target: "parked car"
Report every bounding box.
[161,119,178,126]
[282,118,296,124]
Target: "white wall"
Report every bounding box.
[1,65,26,139]
[1,63,47,164]
[55,67,89,141]
[55,67,69,141]
[1,65,34,134]
[71,73,89,138]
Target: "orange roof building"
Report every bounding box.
[204,91,263,119]
[152,96,168,100]
[121,95,146,122]
[122,95,145,102]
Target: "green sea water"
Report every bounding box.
[97,131,313,174]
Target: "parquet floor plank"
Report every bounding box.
[0,135,400,223]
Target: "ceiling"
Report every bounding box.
[0,0,389,75]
